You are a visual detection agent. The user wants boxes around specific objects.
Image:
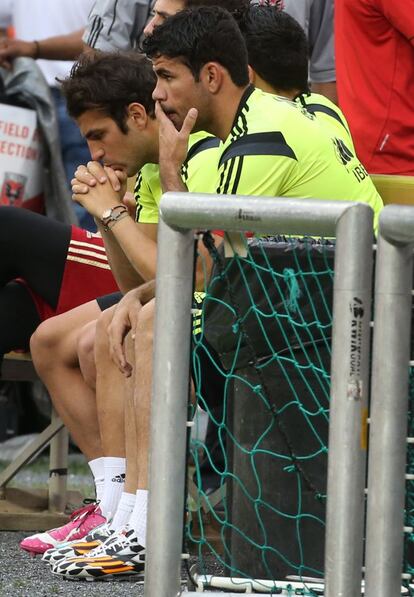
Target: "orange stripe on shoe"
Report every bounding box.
[76,541,100,549]
[89,559,126,568]
[101,566,135,574]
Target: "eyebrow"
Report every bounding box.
[84,128,105,140]
[154,67,174,77]
[154,9,171,18]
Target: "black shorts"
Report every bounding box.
[96,291,123,311]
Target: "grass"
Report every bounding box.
[0,452,94,497]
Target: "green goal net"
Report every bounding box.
[186,233,336,595]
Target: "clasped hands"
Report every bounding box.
[71,162,135,220]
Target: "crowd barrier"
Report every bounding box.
[365,204,414,597]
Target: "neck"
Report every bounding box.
[147,141,160,165]
[147,120,160,164]
[208,84,250,141]
[253,74,299,100]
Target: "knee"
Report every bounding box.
[135,300,155,344]
[30,317,62,372]
[95,305,116,359]
[30,314,79,374]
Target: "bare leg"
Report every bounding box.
[30,300,103,461]
[125,299,156,545]
[94,308,137,528]
[134,299,155,491]
[94,305,126,459]
[124,332,138,494]
[77,319,97,391]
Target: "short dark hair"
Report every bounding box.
[143,6,249,87]
[239,5,309,93]
[61,51,156,133]
[186,0,250,23]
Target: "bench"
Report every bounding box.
[0,352,77,531]
[371,174,414,206]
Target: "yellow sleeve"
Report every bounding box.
[134,166,161,224]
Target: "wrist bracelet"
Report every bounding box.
[106,211,129,231]
[101,205,129,231]
[33,40,40,59]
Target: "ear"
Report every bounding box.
[127,102,148,129]
[200,62,224,94]
[248,65,256,85]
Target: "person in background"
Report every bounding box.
[83,0,152,50]
[0,0,96,229]
[335,0,414,176]
[283,0,336,103]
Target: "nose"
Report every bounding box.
[88,142,104,162]
[143,15,157,37]
[152,78,166,102]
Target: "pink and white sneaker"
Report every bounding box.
[20,501,106,555]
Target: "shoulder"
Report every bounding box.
[183,132,220,192]
[298,93,346,122]
[187,132,220,161]
[246,89,304,125]
[184,131,220,172]
[135,163,160,194]
[297,92,354,144]
[227,90,311,148]
[139,162,160,180]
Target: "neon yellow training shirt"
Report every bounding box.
[217,86,383,232]
[295,92,355,152]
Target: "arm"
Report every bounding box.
[72,163,158,293]
[95,215,157,294]
[285,0,337,103]
[308,0,336,102]
[376,0,414,45]
[0,29,85,68]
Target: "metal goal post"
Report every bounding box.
[144,193,374,597]
[365,205,414,597]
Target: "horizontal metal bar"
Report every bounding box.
[160,192,361,237]
[187,575,325,594]
[185,594,257,597]
[379,205,414,245]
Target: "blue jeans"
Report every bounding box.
[51,87,96,231]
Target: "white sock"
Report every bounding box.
[128,489,148,547]
[109,492,136,531]
[88,457,105,504]
[98,457,126,520]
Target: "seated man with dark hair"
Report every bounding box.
[21,49,220,566]
[144,6,382,220]
[240,5,353,146]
